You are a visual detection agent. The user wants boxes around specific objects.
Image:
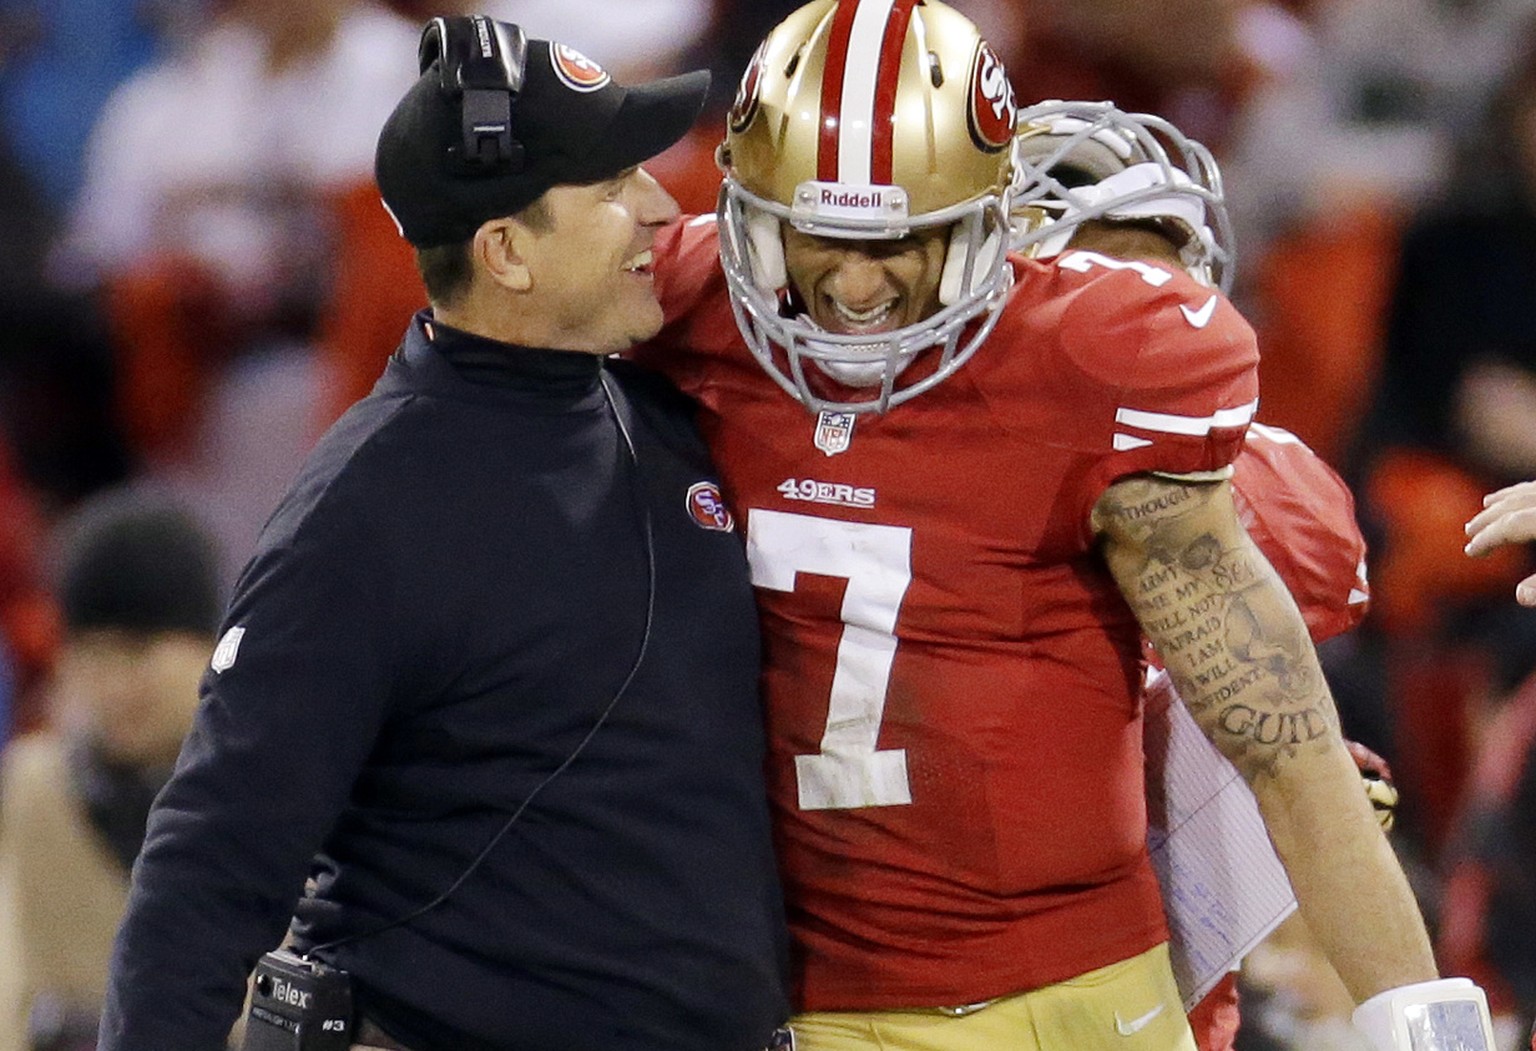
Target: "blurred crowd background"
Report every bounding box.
[2,0,1536,1048]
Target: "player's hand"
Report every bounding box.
[1464,480,1536,604]
[1345,739,1398,833]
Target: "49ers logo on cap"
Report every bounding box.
[729,40,768,134]
[551,42,611,92]
[967,41,1016,152]
[686,482,735,532]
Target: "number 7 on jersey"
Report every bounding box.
[746,509,914,810]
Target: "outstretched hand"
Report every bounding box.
[1465,481,1536,605]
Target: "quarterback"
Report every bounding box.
[634,1,1496,1048]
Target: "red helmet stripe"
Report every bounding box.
[870,0,919,183]
[818,2,860,182]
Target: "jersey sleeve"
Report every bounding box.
[1231,422,1371,643]
[1048,252,1260,529]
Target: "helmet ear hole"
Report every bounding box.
[939,214,1001,306]
[746,210,786,291]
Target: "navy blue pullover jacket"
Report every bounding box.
[98,314,790,1051]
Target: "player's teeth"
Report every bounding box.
[624,250,653,271]
[834,300,893,323]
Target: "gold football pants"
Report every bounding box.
[790,942,1197,1051]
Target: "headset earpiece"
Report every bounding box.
[419,15,529,174]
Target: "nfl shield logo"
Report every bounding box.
[211,626,245,674]
[813,411,856,457]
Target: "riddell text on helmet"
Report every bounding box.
[821,188,884,209]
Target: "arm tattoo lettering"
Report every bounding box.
[1098,477,1337,781]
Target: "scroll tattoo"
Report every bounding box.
[1097,476,1337,782]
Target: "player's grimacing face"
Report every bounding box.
[782,225,949,337]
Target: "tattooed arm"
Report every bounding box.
[1093,473,1437,1002]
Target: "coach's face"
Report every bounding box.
[518,166,680,354]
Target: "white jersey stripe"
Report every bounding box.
[838,0,898,185]
[1114,399,1259,437]
[1247,421,1302,445]
[1113,433,1155,452]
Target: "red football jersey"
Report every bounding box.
[636,217,1260,1010]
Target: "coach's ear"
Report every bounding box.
[475,216,533,293]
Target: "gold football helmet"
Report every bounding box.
[1009,99,1234,292]
[717,0,1018,414]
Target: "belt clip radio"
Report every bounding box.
[242,948,352,1051]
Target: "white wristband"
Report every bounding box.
[1351,977,1498,1051]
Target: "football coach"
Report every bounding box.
[97,16,789,1051]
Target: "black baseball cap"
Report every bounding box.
[376,21,711,248]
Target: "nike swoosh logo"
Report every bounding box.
[1114,1004,1165,1036]
[1179,294,1218,329]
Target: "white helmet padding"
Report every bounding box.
[1047,162,1218,280]
[746,208,786,292]
[939,211,1004,307]
[1089,163,1207,232]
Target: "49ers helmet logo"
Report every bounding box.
[967,41,1016,152]
[729,40,768,134]
[551,42,611,92]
